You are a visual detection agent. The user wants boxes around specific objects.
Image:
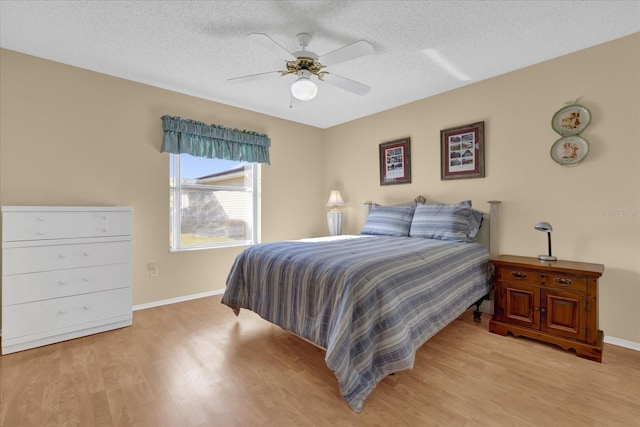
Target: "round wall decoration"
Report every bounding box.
[551,104,591,136]
[550,135,589,166]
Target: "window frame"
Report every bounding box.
[169,154,261,252]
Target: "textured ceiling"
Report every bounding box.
[1,1,639,129]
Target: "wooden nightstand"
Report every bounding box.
[489,255,605,362]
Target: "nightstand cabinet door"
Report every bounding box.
[541,289,586,341]
[502,282,540,329]
[489,255,604,362]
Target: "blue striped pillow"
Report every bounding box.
[409,200,473,242]
[360,204,416,236]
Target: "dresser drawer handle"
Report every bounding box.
[103,228,109,232]
[59,254,66,259]
[511,272,527,279]
[83,252,90,257]
[554,278,573,286]
[58,309,66,315]
[83,277,89,282]
[37,216,45,221]
[58,280,66,285]
[83,305,90,310]
[36,231,44,236]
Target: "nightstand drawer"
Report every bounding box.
[544,274,587,292]
[499,267,546,286]
[499,267,587,293]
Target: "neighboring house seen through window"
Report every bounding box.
[170,153,260,251]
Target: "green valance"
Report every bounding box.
[160,115,271,164]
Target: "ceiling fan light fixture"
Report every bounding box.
[291,70,317,101]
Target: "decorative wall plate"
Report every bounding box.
[551,135,589,166]
[551,104,591,136]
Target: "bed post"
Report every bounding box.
[488,200,501,258]
[363,201,373,218]
[472,200,501,322]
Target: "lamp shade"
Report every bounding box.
[291,70,317,101]
[534,222,553,232]
[326,190,345,208]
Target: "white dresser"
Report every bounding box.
[1,206,133,354]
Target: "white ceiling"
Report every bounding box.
[1,1,639,129]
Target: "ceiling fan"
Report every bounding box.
[228,32,375,101]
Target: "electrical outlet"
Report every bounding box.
[148,262,159,277]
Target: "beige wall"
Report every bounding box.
[324,33,640,344]
[1,33,638,345]
[0,49,326,310]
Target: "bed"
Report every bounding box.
[221,198,501,412]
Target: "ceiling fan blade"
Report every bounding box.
[249,33,297,61]
[227,70,281,83]
[323,73,371,96]
[319,40,375,66]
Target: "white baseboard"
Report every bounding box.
[132,288,225,311]
[603,335,640,351]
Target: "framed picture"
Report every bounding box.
[440,121,485,180]
[379,137,411,185]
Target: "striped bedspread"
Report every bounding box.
[221,235,492,412]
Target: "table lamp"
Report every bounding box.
[534,221,557,261]
[326,190,344,235]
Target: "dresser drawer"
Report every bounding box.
[2,287,131,340]
[2,210,132,242]
[2,241,131,275]
[3,263,132,305]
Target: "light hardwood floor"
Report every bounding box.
[1,295,639,427]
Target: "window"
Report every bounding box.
[170,153,260,251]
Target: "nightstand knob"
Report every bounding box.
[554,278,573,286]
[511,272,527,279]
[540,307,547,313]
